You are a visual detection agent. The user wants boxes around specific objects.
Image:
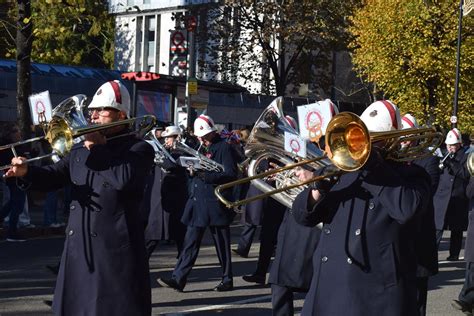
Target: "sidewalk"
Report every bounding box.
[0,189,67,240]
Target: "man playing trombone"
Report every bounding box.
[292,101,431,316]
[4,80,155,316]
[434,128,471,261]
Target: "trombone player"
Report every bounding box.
[434,128,471,261]
[400,113,439,316]
[292,101,431,316]
[4,80,155,316]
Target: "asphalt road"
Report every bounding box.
[0,225,467,316]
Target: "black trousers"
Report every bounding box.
[272,284,294,316]
[416,277,429,316]
[459,262,474,305]
[450,230,463,258]
[172,225,232,287]
[236,223,257,256]
[436,229,463,258]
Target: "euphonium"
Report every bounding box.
[241,97,332,208]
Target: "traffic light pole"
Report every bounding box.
[186,28,196,131]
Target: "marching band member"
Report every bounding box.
[241,116,297,285]
[160,126,188,256]
[268,105,338,315]
[293,101,430,316]
[5,81,155,316]
[401,113,440,316]
[452,175,474,314]
[158,114,238,292]
[141,125,188,259]
[434,128,470,261]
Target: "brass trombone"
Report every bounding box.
[0,94,156,171]
[214,111,443,208]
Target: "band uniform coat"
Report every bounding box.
[21,135,154,316]
[293,157,430,316]
[181,136,238,227]
[268,209,321,290]
[412,155,440,277]
[464,177,474,262]
[434,149,470,231]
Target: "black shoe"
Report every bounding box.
[6,233,26,242]
[447,255,460,261]
[157,277,184,292]
[232,248,248,258]
[451,299,473,315]
[242,274,266,285]
[214,281,233,292]
[46,264,60,275]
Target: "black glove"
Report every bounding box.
[444,155,461,174]
[193,170,206,180]
[309,175,338,195]
[361,147,384,172]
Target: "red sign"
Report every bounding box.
[170,31,186,54]
[121,72,160,82]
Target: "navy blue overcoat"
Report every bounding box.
[293,158,430,316]
[433,149,470,231]
[181,136,238,227]
[268,209,321,290]
[22,135,154,316]
[412,155,440,277]
[465,177,474,262]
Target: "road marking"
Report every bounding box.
[438,258,465,264]
[163,294,272,315]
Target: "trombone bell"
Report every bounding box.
[325,112,371,172]
[46,117,74,157]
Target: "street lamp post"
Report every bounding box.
[452,0,473,128]
[185,15,197,131]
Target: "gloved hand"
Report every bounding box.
[361,147,384,172]
[309,174,339,195]
[443,154,460,174]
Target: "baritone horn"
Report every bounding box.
[0,94,156,171]
[214,99,443,208]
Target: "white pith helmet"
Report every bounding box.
[88,80,131,117]
[161,125,182,137]
[194,114,217,137]
[445,128,462,145]
[360,100,401,132]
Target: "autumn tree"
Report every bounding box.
[195,0,359,97]
[0,2,15,58]
[350,0,474,132]
[5,0,114,68]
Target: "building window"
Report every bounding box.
[135,15,160,72]
[145,16,155,71]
